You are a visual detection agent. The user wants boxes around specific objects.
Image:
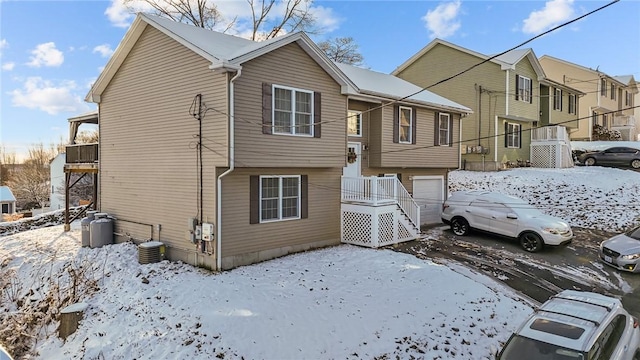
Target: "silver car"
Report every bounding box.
[496,290,640,360]
[599,225,640,273]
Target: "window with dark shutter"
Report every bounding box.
[515,75,520,101]
[393,105,399,143]
[262,83,272,134]
[314,93,321,138]
[250,175,307,223]
[411,107,417,144]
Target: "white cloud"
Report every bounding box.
[422,0,462,39]
[10,77,90,115]
[2,62,15,71]
[93,44,115,57]
[522,0,575,34]
[27,42,64,67]
[105,0,135,28]
[311,5,341,33]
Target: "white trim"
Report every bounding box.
[494,115,499,162]
[398,106,413,144]
[258,175,302,223]
[437,113,451,146]
[347,110,363,137]
[505,69,510,116]
[506,122,521,148]
[272,84,314,137]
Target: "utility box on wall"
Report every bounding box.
[202,223,214,241]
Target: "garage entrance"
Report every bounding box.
[412,176,445,225]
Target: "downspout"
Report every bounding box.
[494,115,499,163]
[217,68,242,271]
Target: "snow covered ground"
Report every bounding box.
[1,166,639,359]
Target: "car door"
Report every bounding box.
[489,203,519,238]
[467,200,493,232]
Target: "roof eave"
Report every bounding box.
[358,90,472,115]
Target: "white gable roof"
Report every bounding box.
[392,39,545,80]
[87,13,355,102]
[336,63,471,113]
[0,186,16,202]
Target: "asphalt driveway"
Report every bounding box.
[389,226,640,318]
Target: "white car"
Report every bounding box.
[441,190,573,252]
[497,290,640,360]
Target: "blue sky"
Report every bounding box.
[1,0,639,161]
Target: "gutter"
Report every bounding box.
[216,68,242,271]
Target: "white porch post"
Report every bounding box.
[371,176,378,206]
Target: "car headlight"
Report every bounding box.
[543,227,563,235]
[621,253,640,260]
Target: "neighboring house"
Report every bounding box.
[636,80,640,140]
[0,186,16,215]
[392,39,582,171]
[539,55,638,141]
[83,14,470,271]
[50,153,65,210]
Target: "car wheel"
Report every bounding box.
[584,157,596,166]
[451,217,469,236]
[632,159,640,169]
[520,232,543,252]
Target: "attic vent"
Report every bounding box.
[138,241,165,264]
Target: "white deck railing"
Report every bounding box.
[531,126,569,142]
[341,176,420,228]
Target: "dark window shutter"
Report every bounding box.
[250,175,260,224]
[411,107,417,144]
[262,83,272,134]
[515,75,520,101]
[300,175,308,219]
[314,92,321,138]
[504,122,509,148]
[434,112,439,146]
[518,126,522,148]
[529,80,533,104]
[560,90,563,111]
[393,105,399,143]
[448,116,453,147]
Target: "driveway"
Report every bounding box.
[389,226,640,317]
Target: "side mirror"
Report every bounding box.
[507,213,518,219]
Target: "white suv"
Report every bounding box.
[497,290,640,360]
[441,190,573,252]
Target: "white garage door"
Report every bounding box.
[412,176,444,225]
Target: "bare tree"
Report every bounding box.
[317,37,364,65]
[6,143,59,209]
[124,0,318,40]
[75,130,99,144]
[0,147,17,186]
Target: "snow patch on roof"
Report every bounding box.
[0,186,16,202]
[335,63,471,112]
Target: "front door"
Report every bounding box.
[343,142,361,178]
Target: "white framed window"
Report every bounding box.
[438,113,450,146]
[506,123,521,148]
[259,175,300,222]
[398,106,412,143]
[517,75,532,103]
[568,94,576,114]
[600,79,607,96]
[602,114,608,128]
[273,85,313,136]
[347,110,362,137]
[592,111,598,127]
[553,88,562,111]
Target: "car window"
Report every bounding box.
[499,335,586,360]
[588,315,626,360]
[627,226,640,240]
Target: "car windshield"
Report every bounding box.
[626,226,640,240]
[498,335,585,360]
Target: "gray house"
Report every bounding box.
[0,186,16,215]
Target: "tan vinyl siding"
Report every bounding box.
[395,43,501,156]
[99,26,227,256]
[547,86,579,128]
[233,43,347,168]
[220,167,341,268]
[509,61,539,120]
[367,105,383,166]
[379,104,460,168]
[540,57,593,139]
